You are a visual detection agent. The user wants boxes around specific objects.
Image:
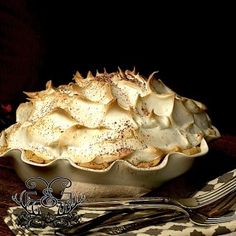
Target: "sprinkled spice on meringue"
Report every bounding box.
[0,69,220,169]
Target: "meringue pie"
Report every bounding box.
[0,69,220,169]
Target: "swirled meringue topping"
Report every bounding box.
[0,69,220,169]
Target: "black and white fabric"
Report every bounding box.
[4,169,236,236]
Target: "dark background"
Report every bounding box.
[0,1,235,134]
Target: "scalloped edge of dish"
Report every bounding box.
[0,138,212,197]
[1,138,209,173]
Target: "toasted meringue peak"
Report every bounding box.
[87,70,94,78]
[0,70,220,169]
[132,66,136,74]
[24,80,55,99]
[118,66,125,77]
[74,71,84,81]
[103,67,107,73]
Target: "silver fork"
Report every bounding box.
[92,209,236,235]
[92,193,236,235]
[80,192,236,215]
[56,192,236,235]
[80,175,236,210]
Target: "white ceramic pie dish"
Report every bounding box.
[2,138,208,198]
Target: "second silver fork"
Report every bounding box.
[80,174,236,211]
[56,192,236,236]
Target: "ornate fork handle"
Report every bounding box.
[55,204,188,236]
[80,196,178,208]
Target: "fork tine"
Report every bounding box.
[190,191,236,225]
[196,184,236,207]
[197,176,236,200]
[189,212,236,225]
[205,191,236,217]
[205,215,236,224]
[196,177,236,204]
[197,187,236,205]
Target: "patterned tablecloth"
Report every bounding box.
[4,169,236,236]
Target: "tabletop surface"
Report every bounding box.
[0,135,236,236]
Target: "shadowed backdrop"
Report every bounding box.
[0,1,235,134]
